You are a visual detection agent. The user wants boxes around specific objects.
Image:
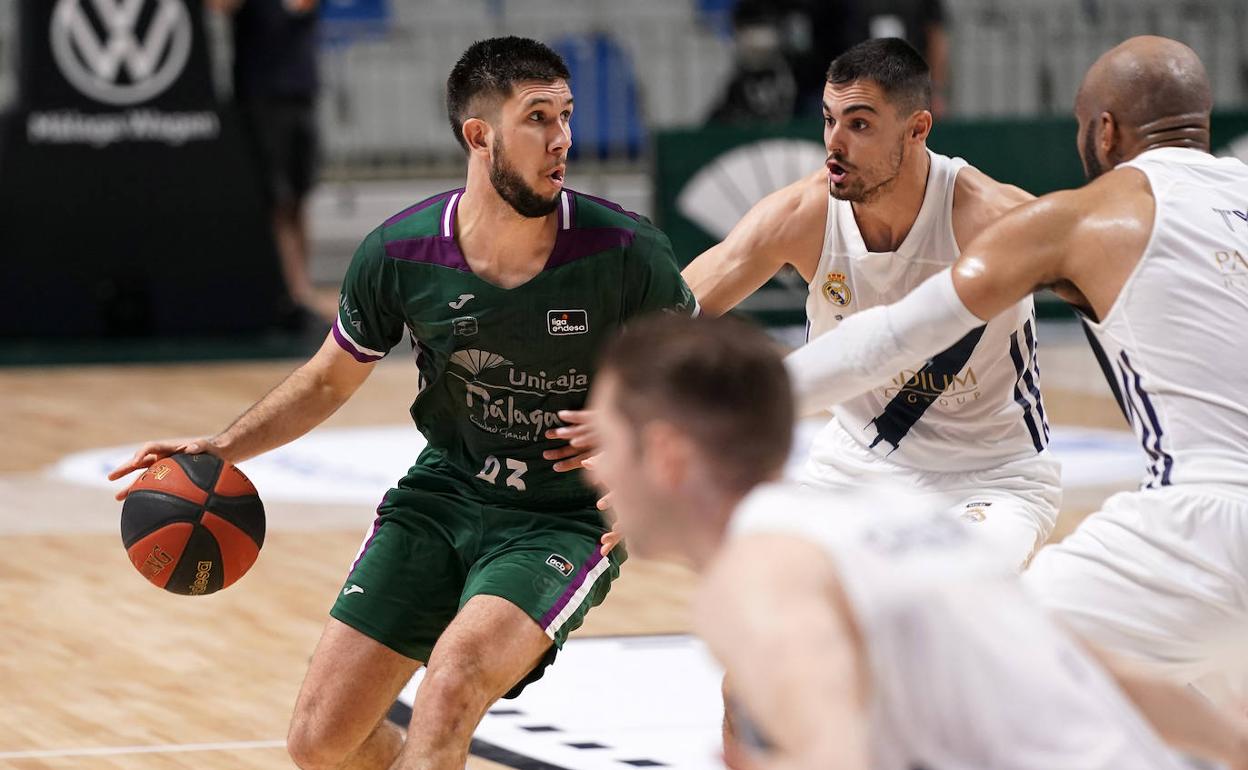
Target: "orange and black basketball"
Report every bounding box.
[120,453,265,595]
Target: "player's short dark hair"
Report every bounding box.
[599,314,794,495]
[826,37,932,114]
[446,36,571,152]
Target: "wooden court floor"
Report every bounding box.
[0,334,1130,769]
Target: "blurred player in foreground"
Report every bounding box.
[786,36,1248,708]
[588,313,1248,770]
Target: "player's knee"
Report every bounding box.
[416,660,493,731]
[286,733,341,770]
[286,708,355,770]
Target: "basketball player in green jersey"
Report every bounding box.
[109,37,695,770]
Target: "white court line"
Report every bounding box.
[0,739,286,760]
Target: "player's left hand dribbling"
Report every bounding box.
[107,436,216,500]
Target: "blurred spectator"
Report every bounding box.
[707,0,865,124]
[706,1,798,124]
[858,0,949,115]
[797,0,868,117]
[208,0,331,329]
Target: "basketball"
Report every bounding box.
[120,453,266,596]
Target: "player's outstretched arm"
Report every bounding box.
[696,534,870,770]
[108,333,376,492]
[785,189,1085,416]
[1087,644,1248,770]
[682,171,826,317]
[206,332,376,462]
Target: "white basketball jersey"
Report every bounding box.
[1083,147,1248,489]
[731,483,1188,770]
[806,151,1049,472]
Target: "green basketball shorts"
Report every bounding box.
[329,465,622,697]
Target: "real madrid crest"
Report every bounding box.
[821,272,852,306]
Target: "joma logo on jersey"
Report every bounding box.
[545,553,575,577]
[548,310,588,336]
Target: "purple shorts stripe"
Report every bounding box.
[349,498,387,574]
[332,322,385,363]
[539,549,604,629]
[351,516,379,571]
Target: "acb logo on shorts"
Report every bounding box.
[547,310,588,336]
[545,553,575,577]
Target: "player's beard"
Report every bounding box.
[489,137,561,218]
[1080,120,1107,181]
[828,135,906,205]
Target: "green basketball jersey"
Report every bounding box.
[333,188,696,507]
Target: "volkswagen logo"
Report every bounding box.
[50,0,193,107]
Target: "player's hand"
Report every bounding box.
[577,455,613,513]
[543,409,599,472]
[107,437,216,500]
[599,523,623,557]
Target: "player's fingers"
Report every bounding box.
[109,436,210,482]
[112,467,149,501]
[542,445,581,461]
[555,409,593,425]
[564,429,599,449]
[552,451,594,472]
[125,444,155,468]
[107,450,157,480]
[599,530,623,557]
[106,462,138,481]
[546,423,596,441]
[596,491,613,511]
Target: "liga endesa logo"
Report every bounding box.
[50,0,193,107]
[547,310,589,336]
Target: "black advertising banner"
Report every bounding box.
[20,0,216,110]
[0,0,284,338]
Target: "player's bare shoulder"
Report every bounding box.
[1054,168,1154,261]
[757,167,830,263]
[965,169,1153,319]
[682,167,828,315]
[951,165,1035,250]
